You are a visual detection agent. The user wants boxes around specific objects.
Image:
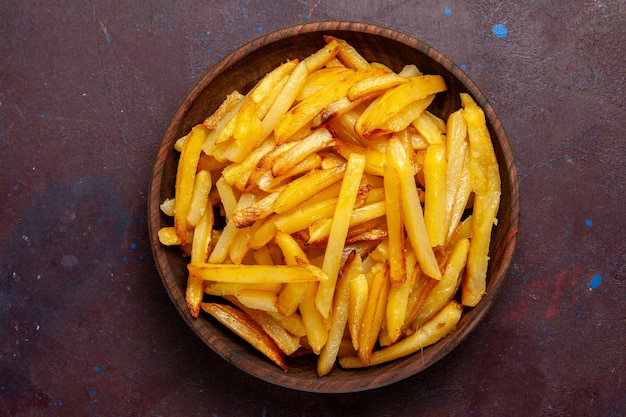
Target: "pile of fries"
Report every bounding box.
[158,36,501,376]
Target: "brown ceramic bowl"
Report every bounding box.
[149,21,520,393]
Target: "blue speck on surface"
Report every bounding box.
[89,390,97,397]
[585,219,593,227]
[460,63,467,70]
[93,366,100,373]
[492,23,509,38]
[444,7,452,15]
[130,242,137,250]
[589,274,602,290]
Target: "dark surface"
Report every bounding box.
[1,1,624,416]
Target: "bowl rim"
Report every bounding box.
[149,20,520,393]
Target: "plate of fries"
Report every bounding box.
[149,22,519,392]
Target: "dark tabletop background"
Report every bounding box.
[1,1,625,416]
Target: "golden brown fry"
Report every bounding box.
[348,257,368,351]
[174,124,209,244]
[274,68,386,143]
[215,176,239,220]
[384,162,406,286]
[271,128,334,177]
[325,35,371,71]
[232,191,280,228]
[186,204,215,317]
[386,138,442,280]
[187,170,213,228]
[201,302,287,370]
[247,215,278,249]
[237,303,301,355]
[317,251,355,376]
[221,137,277,191]
[251,245,274,265]
[274,197,337,235]
[158,226,184,246]
[326,109,364,146]
[261,61,309,137]
[312,93,377,129]
[403,269,437,330]
[444,109,470,243]
[316,153,367,319]
[274,231,313,316]
[233,289,279,313]
[273,164,346,214]
[412,110,446,145]
[197,152,229,173]
[357,262,390,364]
[257,153,322,192]
[299,281,329,354]
[307,200,386,244]
[356,75,447,138]
[204,281,283,296]
[245,141,298,190]
[348,72,407,100]
[188,263,327,284]
[461,93,501,307]
[380,94,435,134]
[185,274,204,319]
[304,39,341,72]
[333,140,385,176]
[297,67,352,101]
[413,238,469,328]
[203,90,245,130]
[339,300,462,369]
[225,60,298,162]
[385,248,417,342]
[228,224,254,265]
[309,219,387,249]
[423,143,447,248]
[208,193,255,263]
[267,311,307,337]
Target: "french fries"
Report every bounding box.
[339,300,463,369]
[460,93,501,307]
[158,36,501,375]
[201,302,287,370]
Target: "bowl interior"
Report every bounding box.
[149,21,519,393]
